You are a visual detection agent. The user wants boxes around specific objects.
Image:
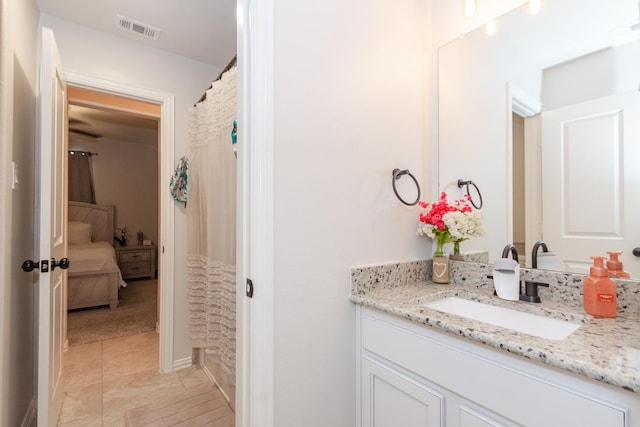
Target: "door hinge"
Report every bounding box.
[246,278,254,298]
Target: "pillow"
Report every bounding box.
[68,221,92,245]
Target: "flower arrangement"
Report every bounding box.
[114,226,128,245]
[417,192,484,257]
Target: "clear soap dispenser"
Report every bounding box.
[606,251,630,278]
[583,256,617,318]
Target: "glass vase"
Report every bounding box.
[450,240,465,261]
[434,238,446,257]
[453,241,461,256]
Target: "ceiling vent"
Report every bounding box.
[116,15,161,40]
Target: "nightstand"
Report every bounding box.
[115,244,157,280]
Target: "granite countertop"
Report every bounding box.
[350,261,640,393]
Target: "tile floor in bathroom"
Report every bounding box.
[58,330,225,426]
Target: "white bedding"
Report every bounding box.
[68,241,127,287]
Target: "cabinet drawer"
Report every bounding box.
[120,261,151,277]
[119,250,151,262]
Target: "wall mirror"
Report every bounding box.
[438,0,640,278]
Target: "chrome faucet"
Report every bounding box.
[531,240,548,269]
[501,244,519,263]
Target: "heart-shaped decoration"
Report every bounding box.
[433,260,447,279]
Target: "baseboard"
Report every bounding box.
[172,356,192,371]
[20,399,36,427]
[198,353,232,405]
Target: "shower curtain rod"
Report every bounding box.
[195,53,237,105]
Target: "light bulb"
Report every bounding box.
[464,0,477,18]
[528,0,543,15]
[486,19,496,36]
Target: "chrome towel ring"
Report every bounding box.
[392,168,421,206]
[457,179,483,209]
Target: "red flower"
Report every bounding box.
[418,192,460,230]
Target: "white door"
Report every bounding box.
[36,27,67,426]
[542,91,640,277]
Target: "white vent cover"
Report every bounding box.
[116,15,161,40]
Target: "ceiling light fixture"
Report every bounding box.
[463,0,478,18]
[527,0,543,16]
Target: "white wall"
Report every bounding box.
[39,13,220,362]
[432,0,543,263]
[437,9,541,260]
[542,40,640,109]
[0,0,39,424]
[70,138,159,247]
[271,0,429,425]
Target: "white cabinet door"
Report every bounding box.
[361,357,443,427]
[455,402,515,427]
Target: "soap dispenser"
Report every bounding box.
[606,251,630,278]
[583,256,617,318]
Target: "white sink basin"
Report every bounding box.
[422,297,581,340]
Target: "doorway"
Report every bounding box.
[65,86,160,351]
[63,72,177,375]
[509,83,543,269]
[512,112,526,262]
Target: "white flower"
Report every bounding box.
[417,222,437,239]
[443,210,484,241]
[114,227,128,241]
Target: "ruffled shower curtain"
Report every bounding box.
[187,66,237,404]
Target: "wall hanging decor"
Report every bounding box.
[170,156,189,205]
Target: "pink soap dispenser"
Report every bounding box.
[606,251,630,278]
[583,256,617,318]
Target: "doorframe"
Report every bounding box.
[237,0,275,424]
[507,82,542,265]
[63,70,176,373]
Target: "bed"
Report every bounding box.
[67,201,127,310]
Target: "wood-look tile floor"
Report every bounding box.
[124,383,234,426]
[57,331,234,426]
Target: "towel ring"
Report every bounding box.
[457,179,483,209]
[392,168,421,206]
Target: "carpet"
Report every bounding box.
[67,279,157,346]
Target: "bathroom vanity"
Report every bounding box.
[352,260,640,426]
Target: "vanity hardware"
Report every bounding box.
[457,179,483,209]
[520,281,549,303]
[501,243,519,263]
[391,168,420,206]
[531,240,548,268]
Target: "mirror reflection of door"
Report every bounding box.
[541,91,640,277]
